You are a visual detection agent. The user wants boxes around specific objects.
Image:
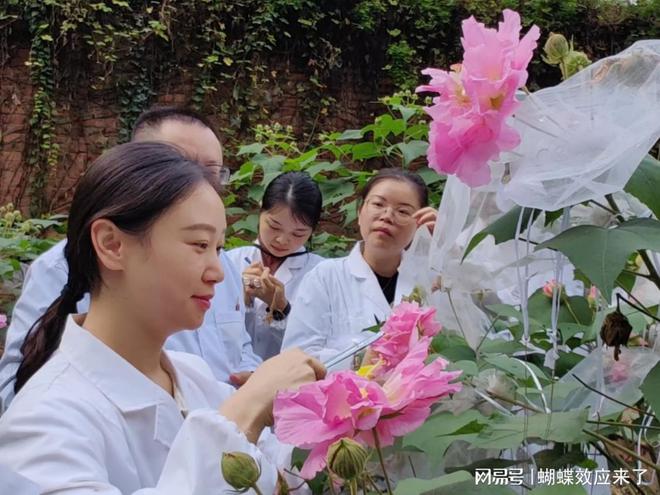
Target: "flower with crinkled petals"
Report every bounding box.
[417,9,540,187]
[358,339,463,447]
[273,371,385,479]
[368,302,441,378]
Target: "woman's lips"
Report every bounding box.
[192,295,212,310]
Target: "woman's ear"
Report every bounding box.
[89,218,127,271]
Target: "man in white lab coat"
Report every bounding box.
[0,107,261,412]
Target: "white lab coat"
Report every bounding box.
[0,240,261,411]
[0,315,287,494]
[226,244,323,360]
[282,242,415,367]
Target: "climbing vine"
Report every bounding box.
[1,0,657,214]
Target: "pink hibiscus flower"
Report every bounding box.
[273,371,386,479]
[417,9,540,187]
[359,339,463,446]
[369,302,441,377]
[273,341,462,478]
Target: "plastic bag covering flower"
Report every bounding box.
[417,9,540,187]
[273,339,461,478]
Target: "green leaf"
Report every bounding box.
[416,166,444,185]
[395,471,516,495]
[304,160,342,178]
[624,154,660,219]
[471,409,589,449]
[393,104,416,122]
[432,333,476,361]
[237,143,266,156]
[403,411,488,462]
[396,140,428,166]
[351,142,381,161]
[230,213,258,235]
[641,362,660,417]
[536,218,660,301]
[463,207,541,261]
[337,129,363,140]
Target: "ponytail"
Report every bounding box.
[15,283,82,392]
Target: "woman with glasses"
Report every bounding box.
[281,168,436,368]
[226,171,324,363]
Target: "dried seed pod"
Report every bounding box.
[600,309,633,361]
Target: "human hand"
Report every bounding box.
[229,371,253,387]
[413,206,437,234]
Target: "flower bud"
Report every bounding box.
[564,50,591,78]
[543,33,570,65]
[220,451,261,492]
[327,438,369,481]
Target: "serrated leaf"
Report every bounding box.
[463,206,541,261]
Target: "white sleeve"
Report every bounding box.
[281,268,340,364]
[0,399,282,495]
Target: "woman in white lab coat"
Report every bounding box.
[282,168,436,366]
[227,172,323,360]
[0,142,324,494]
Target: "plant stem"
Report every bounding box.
[487,390,545,414]
[349,479,358,495]
[571,373,659,421]
[605,193,660,290]
[364,473,381,493]
[252,484,264,495]
[372,429,393,495]
[586,419,660,432]
[583,429,660,473]
[617,293,660,323]
[589,440,647,495]
[327,471,338,495]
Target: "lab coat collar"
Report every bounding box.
[253,240,308,286]
[59,315,180,413]
[346,242,416,307]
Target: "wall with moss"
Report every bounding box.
[0,0,657,214]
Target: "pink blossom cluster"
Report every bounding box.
[417,9,540,187]
[273,304,461,479]
[368,301,441,378]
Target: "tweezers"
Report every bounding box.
[322,330,384,369]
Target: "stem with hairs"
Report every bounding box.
[372,429,393,495]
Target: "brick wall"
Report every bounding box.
[0,44,388,214]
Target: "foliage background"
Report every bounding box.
[0,0,658,214]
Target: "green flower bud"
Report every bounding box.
[564,50,591,78]
[543,33,570,65]
[327,438,369,482]
[220,451,261,493]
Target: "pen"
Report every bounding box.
[244,257,251,265]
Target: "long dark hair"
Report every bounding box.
[15,141,220,392]
[262,171,322,228]
[359,168,429,208]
